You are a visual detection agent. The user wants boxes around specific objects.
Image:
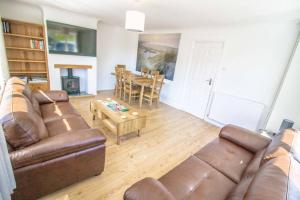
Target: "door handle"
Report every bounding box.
[206,78,213,86]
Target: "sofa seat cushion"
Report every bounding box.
[10,128,106,169]
[41,102,80,123]
[45,116,90,136]
[194,138,253,183]
[159,156,236,200]
[124,178,176,200]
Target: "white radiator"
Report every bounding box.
[207,92,267,131]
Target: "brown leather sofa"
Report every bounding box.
[124,125,300,200]
[0,77,106,200]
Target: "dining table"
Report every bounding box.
[111,72,154,108]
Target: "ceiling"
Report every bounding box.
[16,0,300,29]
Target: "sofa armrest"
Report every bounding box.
[33,90,69,104]
[10,128,106,169]
[124,178,175,200]
[220,125,271,153]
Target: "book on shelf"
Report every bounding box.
[40,40,44,49]
[29,76,48,84]
[29,39,44,50]
[2,21,11,33]
[30,39,34,48]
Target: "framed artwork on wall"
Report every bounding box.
[136,33,181,81]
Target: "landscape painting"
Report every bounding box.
[136,33,181,81]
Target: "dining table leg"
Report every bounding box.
[139,85,144,108]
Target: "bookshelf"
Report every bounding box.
[1,18,50,91]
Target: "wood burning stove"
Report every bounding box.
[61,69,80,94]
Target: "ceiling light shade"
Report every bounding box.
[125,10,145,32]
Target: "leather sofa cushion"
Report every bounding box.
[45,116,90,136]
[226,149,266,200]
[220,125,271,153]
[244,156,291,200]
[194,138,253,183]
[7,77,26,86]
[159,156,236,200]
[33,90,69,104]
[40,102,80,123]
[10,128,106,169]
[7,142,13,153]
[0,92,48,148]
[3,81,41,115]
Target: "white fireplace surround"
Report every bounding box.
[47,54,97,95]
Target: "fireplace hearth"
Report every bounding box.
[61,69,80,94]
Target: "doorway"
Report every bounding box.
[183,41,224,119]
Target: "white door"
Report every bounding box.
[184,41,224,119]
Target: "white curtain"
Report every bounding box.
[0,15,15,200]
[0,126,15,200]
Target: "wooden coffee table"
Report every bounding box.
[90,98,147,144]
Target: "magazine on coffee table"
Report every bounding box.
[99,100,129,112]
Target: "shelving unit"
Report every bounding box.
[2,18,50,91]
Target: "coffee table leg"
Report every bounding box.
[137,129,141,137]
[139,85,144,108]
[117,133,120,145]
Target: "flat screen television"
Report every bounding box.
[46,21,96,57]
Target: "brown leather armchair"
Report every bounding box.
[0,77,106,200]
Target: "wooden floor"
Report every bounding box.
[40,90,220,200]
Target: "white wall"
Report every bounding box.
[0,0,43,23]
[95,22,299,130]
[41,6,98,95]
[0,1,99,94]
[97,23,138,90]
[267,35,300,131]
[145,22,299,130]
[152,23,297,104]
[0,1,41,84]
[0,16,9,84]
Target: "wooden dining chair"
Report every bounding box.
[123,73,140,104]
[141,67,150,77]
[143,74,164,107]
[116,64,126,69]
[114,67,124,98]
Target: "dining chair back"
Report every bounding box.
[116,64,126,69]
[143,74,165,107]
[123,73,140,104]
[141,67,150,77]
[114,67,125,98]
[152,74,164,97]
[150,70,160,78]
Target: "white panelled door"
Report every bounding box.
[184,41,224,119]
